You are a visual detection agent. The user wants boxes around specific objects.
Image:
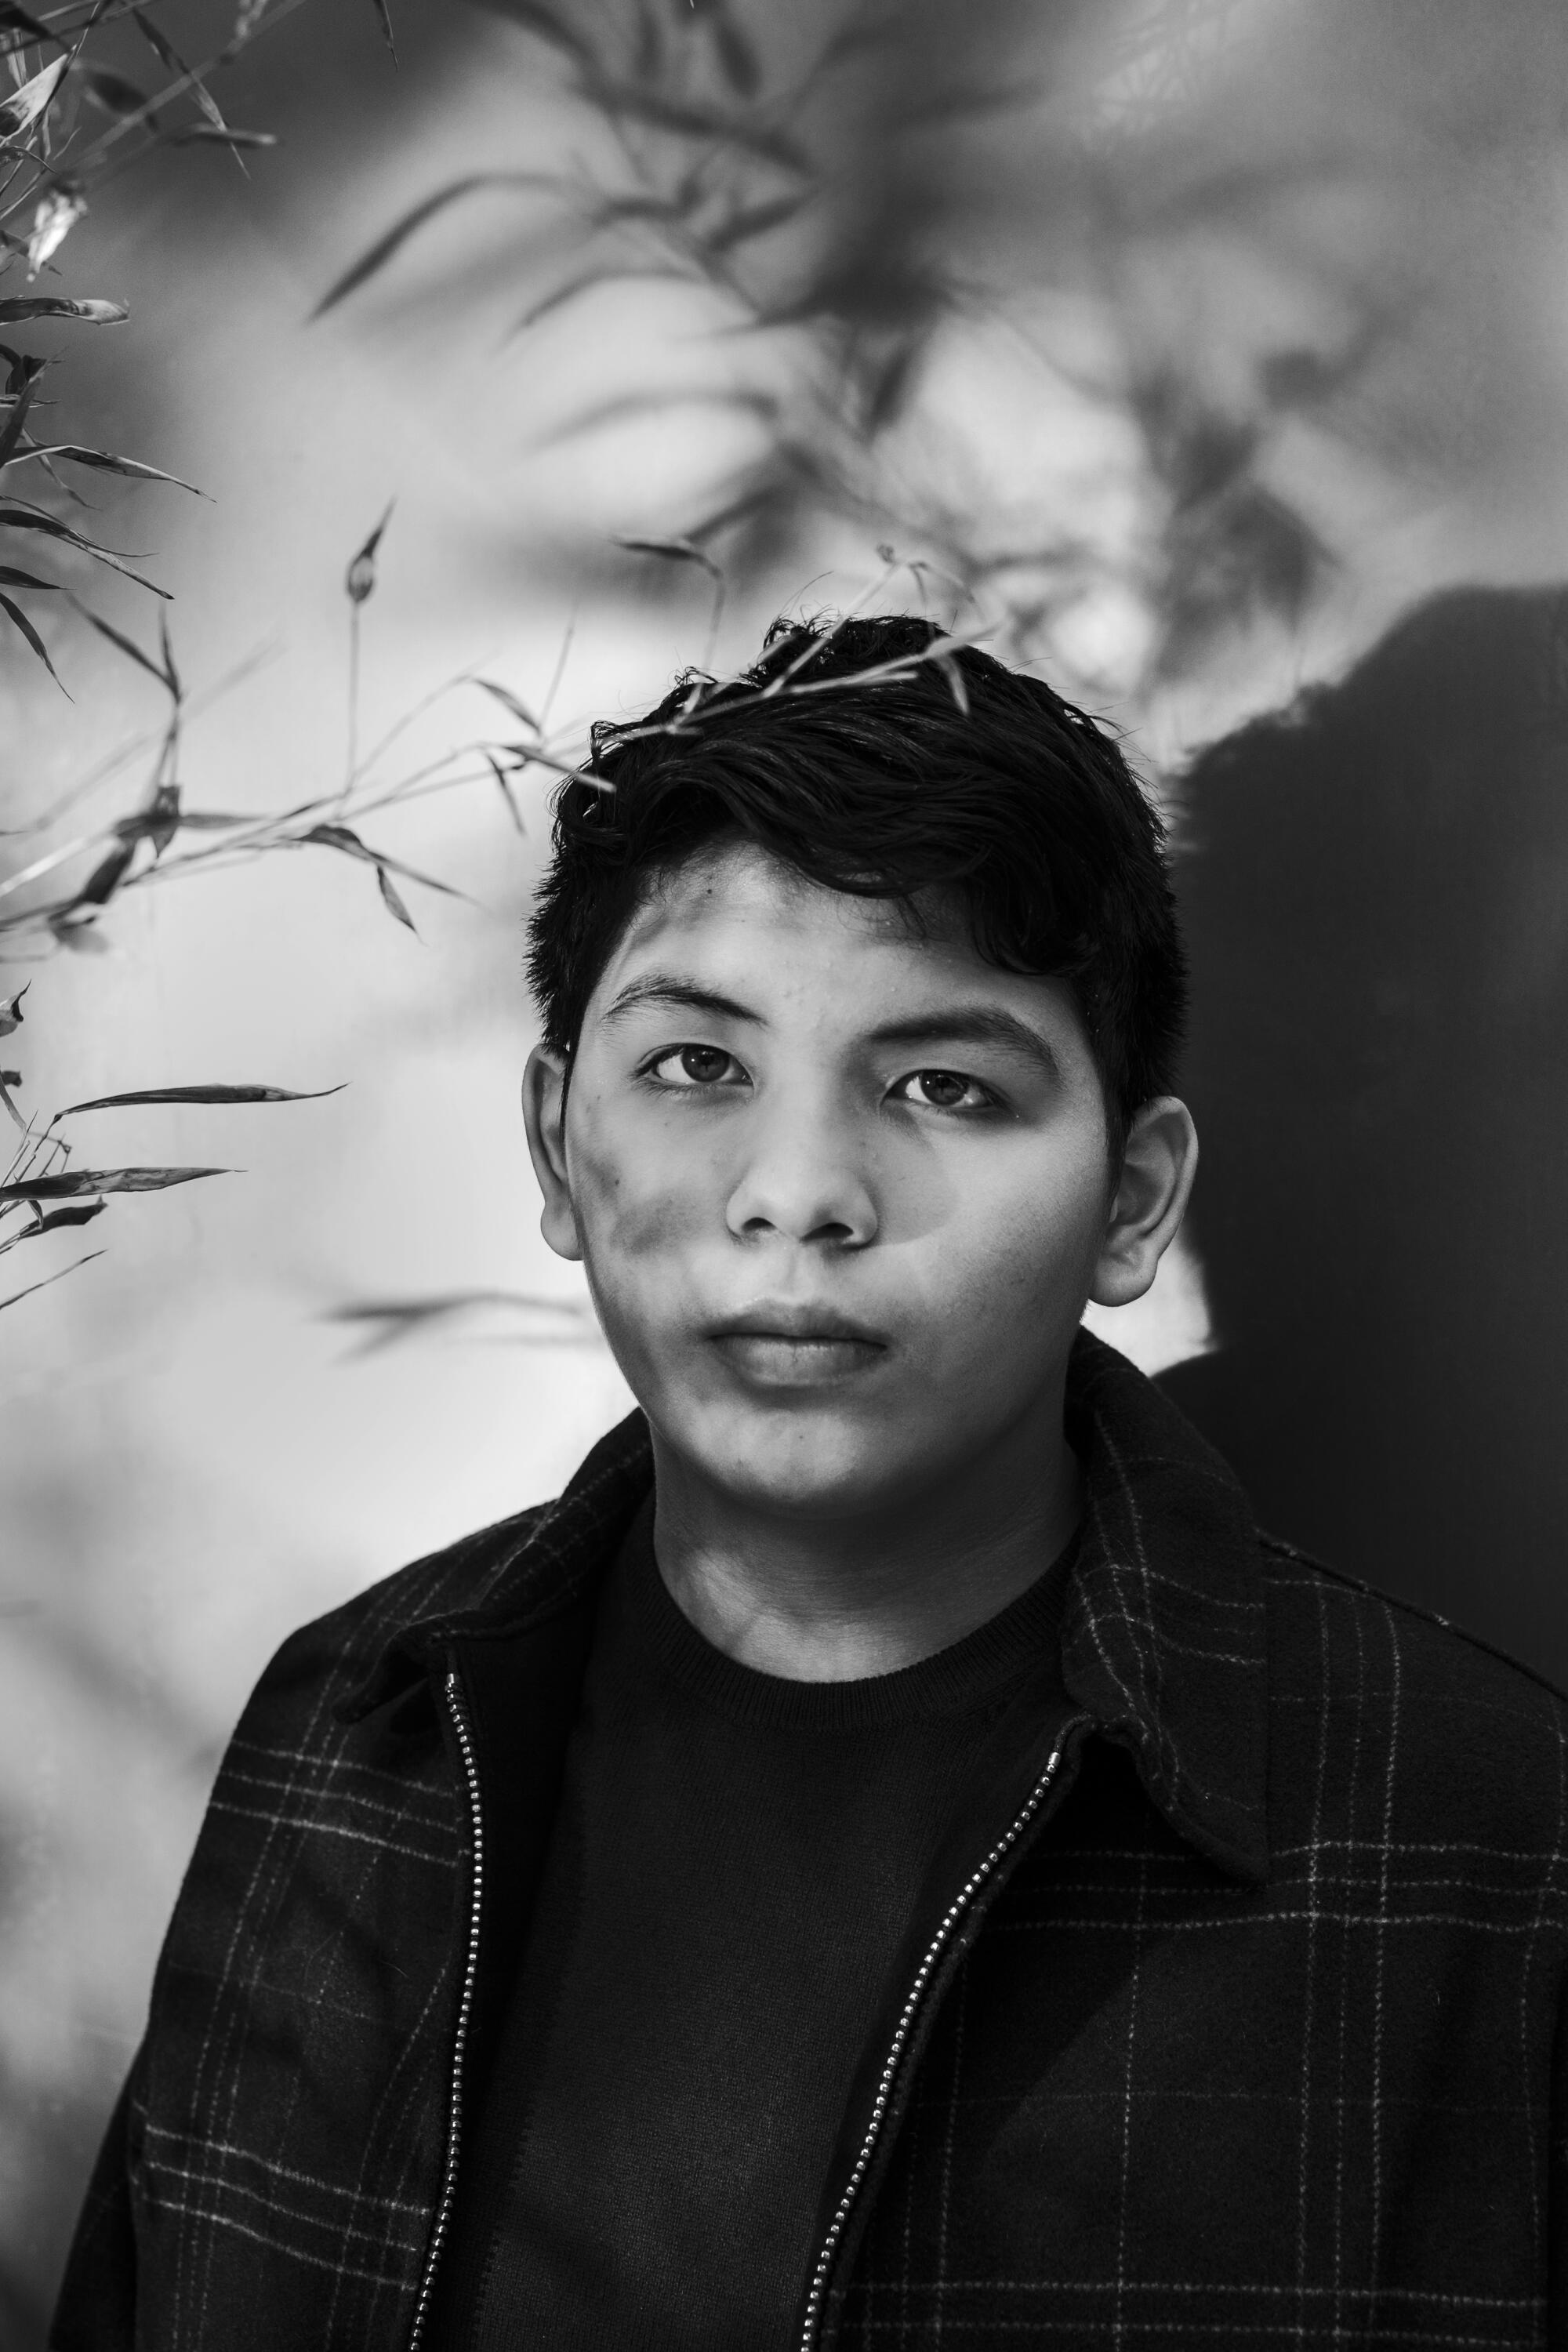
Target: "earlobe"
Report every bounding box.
[1088,1096,1199,1310]
[521,1046,583,1263]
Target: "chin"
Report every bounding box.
[681,1402,921,1520]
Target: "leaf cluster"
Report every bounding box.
[0,0,366,687]
[0,972,347,1314]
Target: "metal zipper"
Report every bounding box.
[407,1665,485,2352]
[797,1719,1085,2352]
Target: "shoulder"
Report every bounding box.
[236,1498,558,1734]
[1258,1533,1568,1862]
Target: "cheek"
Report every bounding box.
[921,1170,1105,1331]
[568,1103,714,1266]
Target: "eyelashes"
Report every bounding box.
[638,1046,1000,1114]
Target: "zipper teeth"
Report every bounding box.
[797,1726,1080,2352]
[407,1668,485,2352]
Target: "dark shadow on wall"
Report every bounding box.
[1160,585,1568,1686]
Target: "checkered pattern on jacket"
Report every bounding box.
[52,1333,1568,2350]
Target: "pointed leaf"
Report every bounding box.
[345,502,393,605]
[0,298,129,326]
[0,567,61,591]
[73,604,167,684]
[79,66,151,118]
[3,1197,106,1238]
[485,751,526,835]
[0,983,27,1037]
[0,369,36,470]
[0,6,60,53]
[0,1251,104,1312]
[614,534,721,579]
[325,1287,592,1354]
[0,506,168,597]
[59,1083,346,1115]
[376,863,416,932]
[74,840,136,907]
[157,610,181,700]
[29,445,200,492]
[368,0,397,60]
[49,909,107,952]
[713,17,760,96]
[145,781,180,856]
[0,53,67,141]
[0,590,64,688]
[0,1166,230,1202]
[312,174,563,318]
[475,677,538,731]
[165,124,277,148]
[299,823,464,899]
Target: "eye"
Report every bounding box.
[889,1068,996,1112]
[644,1044,750,1090]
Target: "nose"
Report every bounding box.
[724,1092,878,1249]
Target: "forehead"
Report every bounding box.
[585,839,1083,1041]
[595,841,953,985]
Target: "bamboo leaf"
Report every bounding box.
[0,1166,230,1203]
[0,984,27,1036]
[615,533,722,581]
[0,1197,106,1243]
[0,53,66,141]
[24,445,201,492]
[376,862,416,931]
[0,590,64,688]
[475,677,538,731]
[164,124,277,148]
[0,298,129,326]
[312,174,564,317]
[299,822,465,900]
[72,603,168,684]
[0,506,169,596]
[0,566,62,592]
[345,502,393,605]
[485,751,526,834]
[59,1083,346,1115]
[74,840,136,907]
[0,1251,103,1312]
[0,5,60,54]
[712,17,760,97]
[0,370,36,471]
[325,1287,592,1354]
[79,66,151,118]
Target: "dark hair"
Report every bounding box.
[527,614,1186,1157]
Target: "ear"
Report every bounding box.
[1088,1096,1199,1309]
[521,1045,583,1263]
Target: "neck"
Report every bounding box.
[649,1410,1084,1683]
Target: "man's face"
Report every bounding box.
[527,841,1132,1523]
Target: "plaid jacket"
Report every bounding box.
[53,1331,1568,2351]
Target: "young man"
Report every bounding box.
[54,617,1568,2351]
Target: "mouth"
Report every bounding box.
[706,1303,888,1388]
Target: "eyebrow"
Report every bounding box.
[601,974,762,1027]
[601,974,1059,1076]
[862,1007,1062,1077]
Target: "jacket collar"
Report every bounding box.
[352,1328,1269,1883]
[1060,1330,1269,1883]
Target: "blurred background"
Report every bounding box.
[5,0,1568,2336]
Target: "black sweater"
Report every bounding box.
[441,1497,1074,2349]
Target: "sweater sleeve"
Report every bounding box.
[48,2047,144,2352]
